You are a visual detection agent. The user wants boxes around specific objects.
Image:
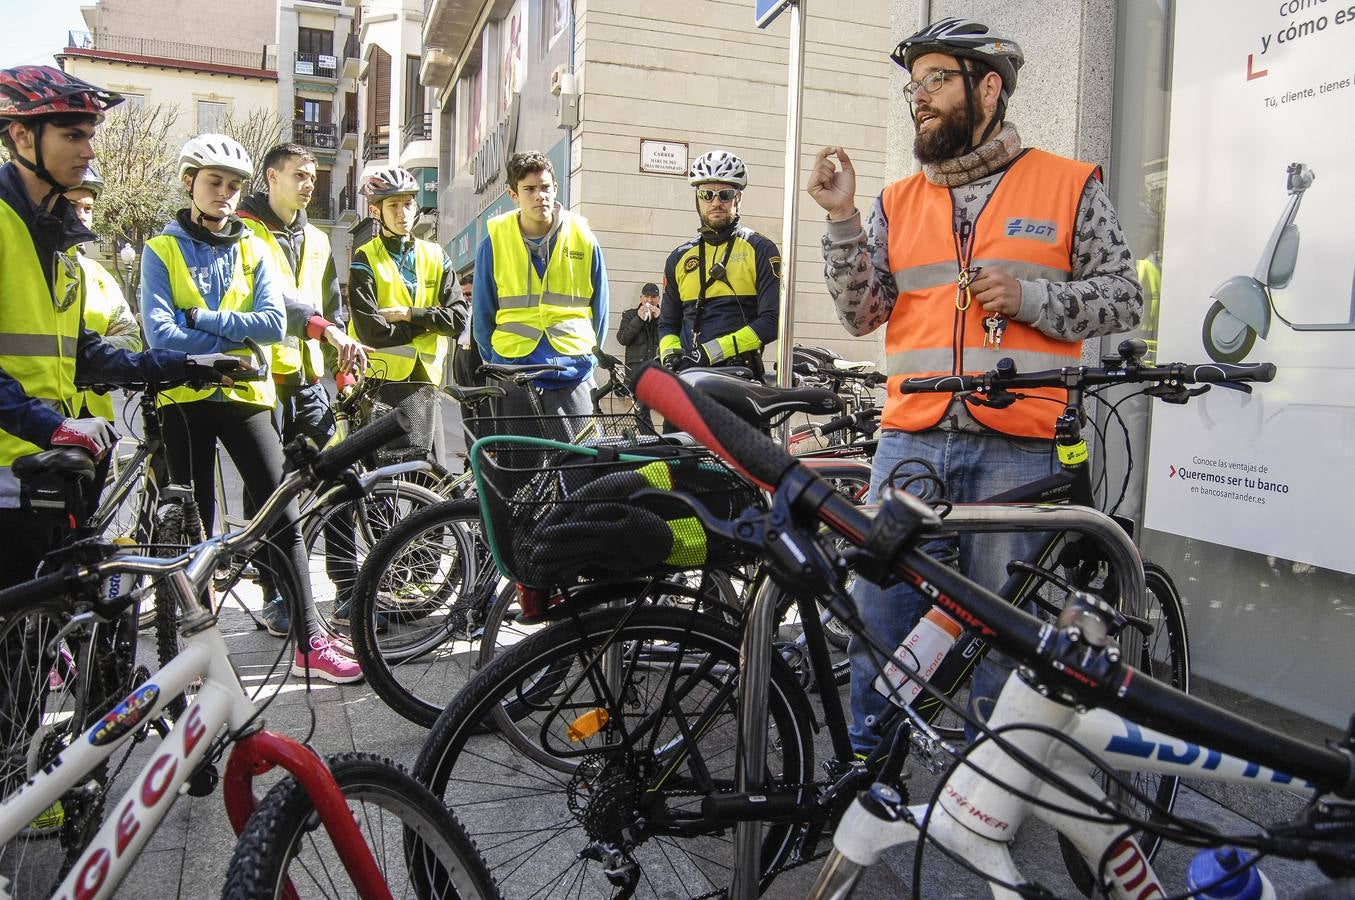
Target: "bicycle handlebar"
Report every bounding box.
[633,361,1355,799]
[900,360,1277,395]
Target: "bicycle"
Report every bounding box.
[348,373,745,728]
[406,354,1262,898]
[0,409,500,899]
[615,362,1352,900]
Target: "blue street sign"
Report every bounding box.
[755,0,793,29]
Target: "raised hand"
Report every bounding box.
[807,146,858,221]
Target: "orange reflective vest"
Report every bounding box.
[881,149,1096,438]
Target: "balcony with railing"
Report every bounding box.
[337,185,359,225]
[402,111,432,147]
[64,30,276,75]
[308,193,335,222]
[293,120,339,151]
[341,33,360,82]
[363,130,390,165]
[294,51,338,80]
[340,109,358,152]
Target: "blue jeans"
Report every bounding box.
[847,427,1056,753]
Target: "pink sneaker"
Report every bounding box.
[291,635,363,684]
[48,645,75,691]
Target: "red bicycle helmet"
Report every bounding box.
[0,65,123,121]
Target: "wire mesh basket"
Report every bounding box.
[469,419,761,589]
[353,380,439,466]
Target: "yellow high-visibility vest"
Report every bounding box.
[242,216,329,380]
[73,251,140,420]
[486,211,597,359]
[351,236,446,383]
[0,199,83,500]
[144,233,277,409]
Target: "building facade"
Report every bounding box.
[350,0,437,251]
[276,0,362,277]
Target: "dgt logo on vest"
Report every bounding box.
[1004,218,1059,243]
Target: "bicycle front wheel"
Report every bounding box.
[222,752,500,899]
[414,605,817,899]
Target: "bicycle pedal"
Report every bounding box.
[186,763,218,797]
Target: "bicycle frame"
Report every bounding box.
[816,668,1315,900]
[0,472,399,900]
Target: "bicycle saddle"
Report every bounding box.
[679,365,756,380]
[13,448,97,482]
[446,385,506,404]
[680,370,842,427]
[477,363,567,383]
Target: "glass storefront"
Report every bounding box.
[1110,0,1355,728]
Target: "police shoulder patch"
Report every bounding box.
[770,256,782,279]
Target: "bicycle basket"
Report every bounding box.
[462,409,655,446]
[470,431,760,589]
[355,380,439,465]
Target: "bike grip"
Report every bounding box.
[816,414,855,437]
[633,363,798,492]
[0,571,73,621]
[898,373,978,394]
[311,407,410,481]
[1185,362,1277,383]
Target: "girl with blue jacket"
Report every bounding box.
[141,134,360,684]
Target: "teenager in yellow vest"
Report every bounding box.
[807,18,1144,754]
[348,167,461,461]
[238,142,369,623]
[141,133,360,683]
[472,151,609,422]
[64,167,142,423]
[0,66,206,588]
[0,69,222,816]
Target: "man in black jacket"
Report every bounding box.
[616,282,660,423]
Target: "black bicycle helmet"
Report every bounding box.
[891,17,1024,99]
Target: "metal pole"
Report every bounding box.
[773,0,807,440]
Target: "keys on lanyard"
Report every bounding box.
[983,313,1006,349]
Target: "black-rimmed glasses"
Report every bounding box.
[903,68,965,102]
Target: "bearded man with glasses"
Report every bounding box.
[806,18,1144,756]
[658,150,781,380]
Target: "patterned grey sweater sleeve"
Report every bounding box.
[1014,177,1143,340]
[820,193,897,337]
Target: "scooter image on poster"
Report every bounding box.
[1201,162,1355,363]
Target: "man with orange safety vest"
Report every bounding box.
[807,18,1143,754]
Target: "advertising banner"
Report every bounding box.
[1144,0,1355,573]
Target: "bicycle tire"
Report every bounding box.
[350,499,493,727]
[222,751,500,900]
[209,477,443,635]
[414,605,816,899]
[1057,561,1190,891]
[153,499,200,720]
[0,599,119,895]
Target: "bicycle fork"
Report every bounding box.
[223,731,394,900]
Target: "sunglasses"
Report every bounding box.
[696,188,740,203]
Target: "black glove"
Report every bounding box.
[184,306,199,329]
[681,344,710,370]
[661,350,683,371]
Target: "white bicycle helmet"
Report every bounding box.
[689,151,747,190]
[179,133,253,180]
[74,166,103,199]
[362,166,419,199]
